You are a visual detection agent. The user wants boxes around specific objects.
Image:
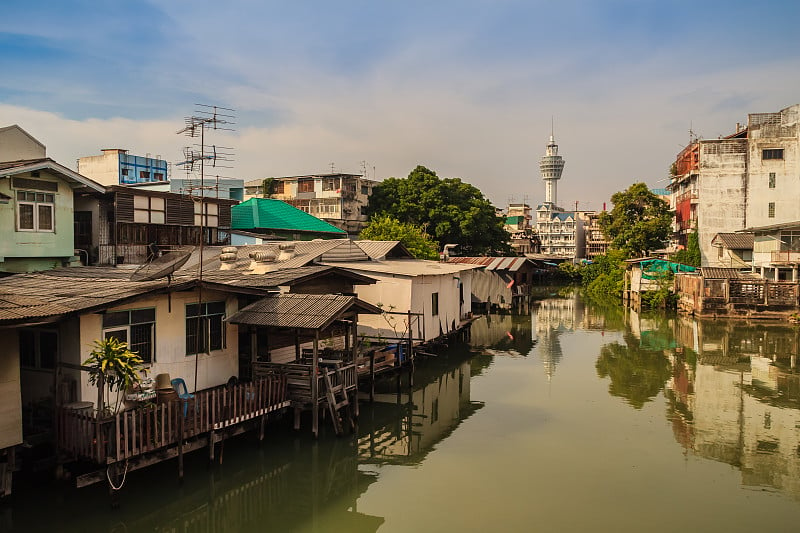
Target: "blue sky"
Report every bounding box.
[2,0,799,209]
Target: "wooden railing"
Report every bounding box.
[57,374,289,464]
[252,361,357,406]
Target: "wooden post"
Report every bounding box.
[369,351,375,403]
[312,331,319,438]
[178,412,184,481]
[407,311,414,389]
[95,373,104,463]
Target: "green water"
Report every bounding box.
[4,291,800,532]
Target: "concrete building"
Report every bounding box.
[244,173,377,236]
[504,203,539,254]
[670,104,799,269]
[78,149,244,201]
[78,149,169,186]
[582,211,610,260]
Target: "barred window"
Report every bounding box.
[186,301,226,355]
[102,308,156,363]
[763,149,784,160]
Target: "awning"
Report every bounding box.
[226,293,382,330]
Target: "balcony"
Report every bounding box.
[771,250,800,264]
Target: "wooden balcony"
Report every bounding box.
[57,374,289,466]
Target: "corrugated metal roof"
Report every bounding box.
[0,270,185,323]
[446,257,532,272]
[226,293,381,329]
[320,241,370,262]
[321,259,482,276]
[231,198,347,235]
[0,263,376,324]
[713,232,754,250]
[355,240,413,259]
[182,240,349,271]
[699,267,756,279]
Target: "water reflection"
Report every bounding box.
[358,348,484,465]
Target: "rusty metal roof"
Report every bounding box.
[0,269,188,324]
[0,265,375,325]
[446,256,533,272]
[226,293,382,330]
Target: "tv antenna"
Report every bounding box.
[176,104,236,394]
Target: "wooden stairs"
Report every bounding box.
[322,364,353,436]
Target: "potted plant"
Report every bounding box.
[84,337,145,415]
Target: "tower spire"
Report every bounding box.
[539,125,565,207]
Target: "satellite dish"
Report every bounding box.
[130,248,193,282]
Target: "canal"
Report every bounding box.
[3,290,800,531]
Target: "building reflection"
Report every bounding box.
[358,354,483,465]
[621,309,800,502]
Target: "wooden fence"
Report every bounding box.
[57,374,289,464]
[252,362,357,407]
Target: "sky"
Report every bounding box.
[2,0,799,211]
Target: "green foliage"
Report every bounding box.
[366,165,511,255]
[261,177,276,198]
[359,215,439,260]
[583,250,628,299]
[599,183,672,257]
[639,271,678,309]
[84,337,144,414]
[673,230,701,267]
[557,261,582,281]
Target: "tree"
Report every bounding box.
[359,215,439,260]
[367,166,511,255]
[599,182,672,257]
[673,230,700,267]
[84,337,145,415]
[261,177,276,198]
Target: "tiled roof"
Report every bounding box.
[713,232,754,250]
[231,198,346,235]
[226,293,381,329]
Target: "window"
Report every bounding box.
[121,169,129,176]
[154,173,164,181]
[139,170,151,181]
[431,292,439,316]
[361,185,369,195]
[763,149,784,160]
[134,195,166,224]
[274,181,284,194]
[769,172,776,189]
[322,178,337,191]
[780,231,800,251]
[103,308,156,364]
[186,301,226,355]
[16,190,54,232]
[769,202,776,218]
[19,329,57,370]
[194,201,218,227]
[298,179,314,193]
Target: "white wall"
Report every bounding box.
[76,288,239,402]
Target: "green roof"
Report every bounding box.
[506,216,524,224]
[232,198,347,235]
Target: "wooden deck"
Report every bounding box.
[57,374,289,466]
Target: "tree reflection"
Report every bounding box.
[595,333,673,409]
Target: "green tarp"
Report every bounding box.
[639,259,696,280]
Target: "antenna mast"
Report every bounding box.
[176,104,236,393]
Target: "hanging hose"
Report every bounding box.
[106,460,129,491]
